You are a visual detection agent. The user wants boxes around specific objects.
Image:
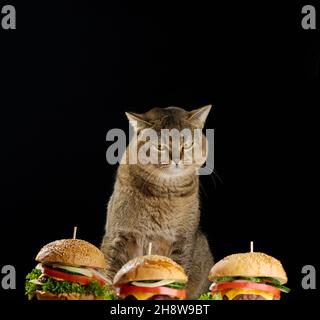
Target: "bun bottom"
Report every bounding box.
[35,290,104,300]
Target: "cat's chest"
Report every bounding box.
[112,184,199,232]
[140,195,197,214]
[136,195,199,230]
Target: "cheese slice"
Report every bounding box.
[50,276,66,282]
[127,292,156,300]
[225,289,274,300]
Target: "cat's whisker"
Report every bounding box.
[199,166,222,190]
[207,172,217,189]
[199,180,208,198]
[212,169,223,184]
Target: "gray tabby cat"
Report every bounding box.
[101,105,214,299]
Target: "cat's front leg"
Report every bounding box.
[100,231,141,282]
[170,236,195,274]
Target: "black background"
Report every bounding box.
[0,0,319,316]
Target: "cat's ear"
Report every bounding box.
[125,112,151,131]
[188,105,212,128]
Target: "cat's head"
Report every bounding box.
[125,105,211,179]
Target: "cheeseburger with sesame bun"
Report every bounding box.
[199,252,290,300]
[25,239,115,300]
[113,255,188,300]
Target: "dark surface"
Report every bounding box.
[0,0,319,316]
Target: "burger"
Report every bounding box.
[25,239,115,300]
[113,255,188,300]
[199,252,290,300]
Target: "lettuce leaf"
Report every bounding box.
[198,292,222,300]
[25,269,42,300]
[164,282,186,289]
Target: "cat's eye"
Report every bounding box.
[183,141,194,150]
[154,143,167,151]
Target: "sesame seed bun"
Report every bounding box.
[36,239,107,269]
[209,252,288,284]
[113,255,188,285]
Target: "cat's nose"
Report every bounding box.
[173,158,181,167]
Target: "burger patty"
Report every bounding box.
[224,294,266,300]
[148,295,177,300]
[35,291,103,300]
[124,295,137,300]
[124,295,177,300]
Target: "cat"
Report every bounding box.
[101,105,214,299]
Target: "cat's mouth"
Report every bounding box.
[158,163,189,176]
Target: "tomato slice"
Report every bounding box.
[43,266,107,286]
[92,274,108,285]
[116,284,186,299]
[43,266,91,285]
[211,281,280,298]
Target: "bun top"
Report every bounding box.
[209,252,288,284]
[36,239,107,269]
[113,255,188,285]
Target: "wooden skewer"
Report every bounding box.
[250,241,254,253]
[148,242,152,255]
[73,226,78,239]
